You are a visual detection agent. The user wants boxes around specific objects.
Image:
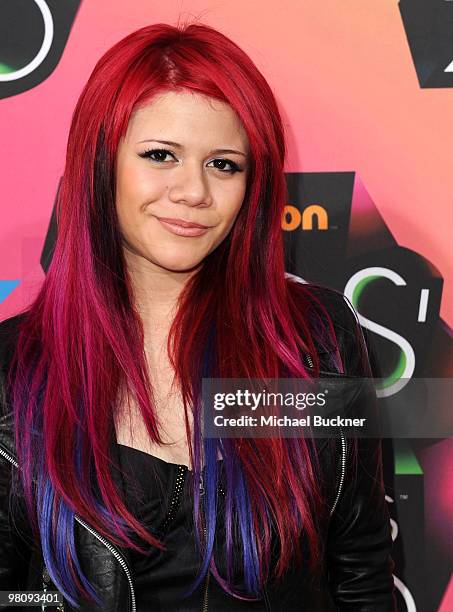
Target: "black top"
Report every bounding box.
[116,443,267,612]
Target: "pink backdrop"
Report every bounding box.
[1,1,451,610]
[1,0,452,325]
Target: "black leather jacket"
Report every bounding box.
[0,286,397,611]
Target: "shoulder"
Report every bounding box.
[285,275,372,377]
[0,313,27,375]
[285,274,358,327]
[0,313,29,447]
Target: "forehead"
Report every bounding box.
[125,89,249,149]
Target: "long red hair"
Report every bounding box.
[8,21,344,607]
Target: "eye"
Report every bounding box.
[138,148,244,175]
[138,148,176,163]
[207,158,243,174]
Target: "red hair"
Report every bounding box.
[8,21,343,607]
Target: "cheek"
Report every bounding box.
[116,161,164,215]
[207,186,246,249]
[220,182,247,225]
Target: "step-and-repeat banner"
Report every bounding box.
[1,1,452,610]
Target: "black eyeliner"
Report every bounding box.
[138,147,243,173]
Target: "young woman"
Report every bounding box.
[0,22,396,611]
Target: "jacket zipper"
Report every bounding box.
[202,569,209,612]
[0,445,137,612]
[199,472,210,611]
[72,515,136,612]
[330,427,347,517]
[1,408,347,612]
[304,352,348,515]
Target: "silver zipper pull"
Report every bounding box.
[41,566,49,612]
[305,353,314,368]
[41,566,65,611]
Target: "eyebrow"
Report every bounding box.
[137,139,247,157]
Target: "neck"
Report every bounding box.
[123,247,197,347]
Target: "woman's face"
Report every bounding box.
[115,90,250,273]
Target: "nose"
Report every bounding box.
[167,161,213,207]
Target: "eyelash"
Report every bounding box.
[138,147,243,174]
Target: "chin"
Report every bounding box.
[150,254,205,273]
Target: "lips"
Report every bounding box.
[156,217,210,237]
[156,216,209,229]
